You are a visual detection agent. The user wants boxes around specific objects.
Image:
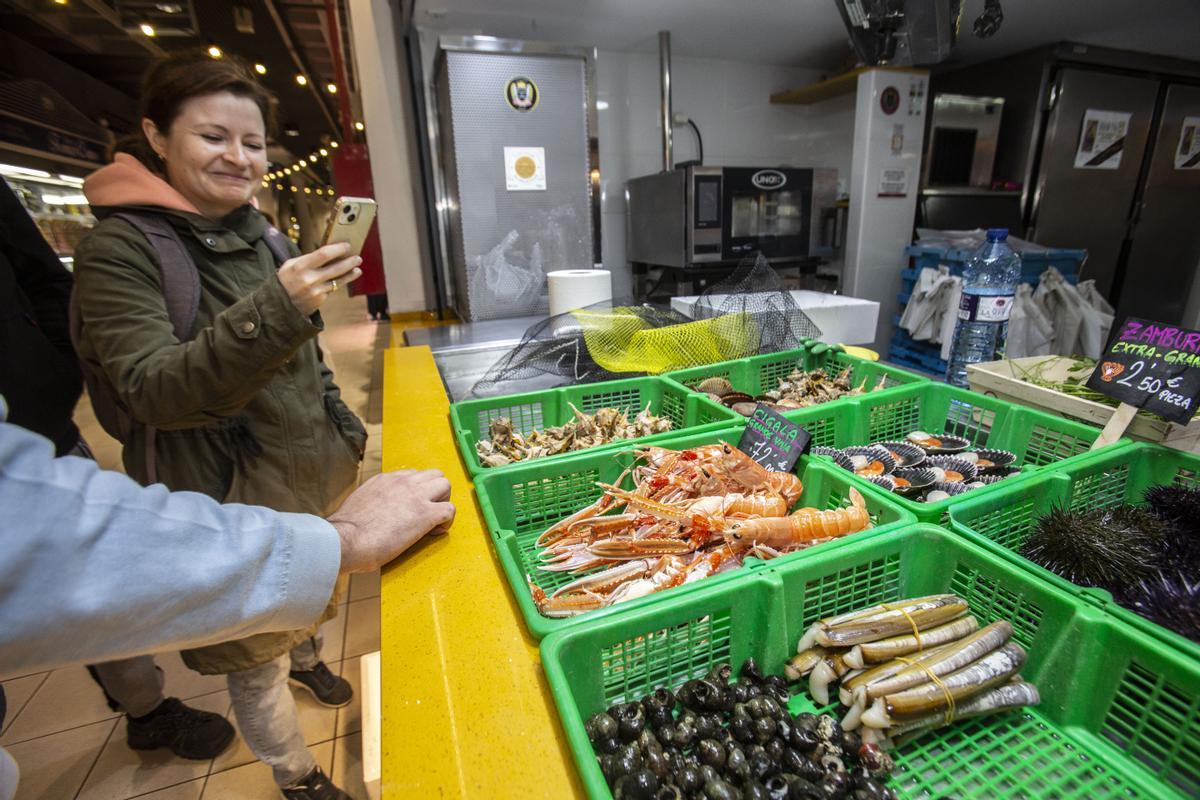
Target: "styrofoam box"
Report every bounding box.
[671,290,880,345]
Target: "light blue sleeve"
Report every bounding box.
[0,418,342,675]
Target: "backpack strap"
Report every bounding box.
[110,212,204,486]
[111,212,201,342]
[262,225,294,268]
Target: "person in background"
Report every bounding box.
[0,179,237,760]
[0,405,455,800]
[73,54,367,800]
[366,291,389,322]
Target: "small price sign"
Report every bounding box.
[1086,317,1200,425]
[737,404,811,472]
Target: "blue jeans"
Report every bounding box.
[226,631,325,787]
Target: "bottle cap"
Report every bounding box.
[986,228,1009,241]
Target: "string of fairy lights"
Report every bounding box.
[262,141,342,197]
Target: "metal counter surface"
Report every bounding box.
[380,345,584,798]
[402,314,543,352]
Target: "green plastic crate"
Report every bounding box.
[473,426,914,639]
[782,381,1115,524]
[948,441,1200,661]
[663,346,927,407]
[449,376,740,476]
[541,524,1200,799]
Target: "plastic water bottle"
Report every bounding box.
[945,229,1021,388]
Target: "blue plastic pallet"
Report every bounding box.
[887,346,947,377]
[906,244,1085,283]
[899,266,1079,299]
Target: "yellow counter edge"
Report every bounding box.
[379,345,585,798]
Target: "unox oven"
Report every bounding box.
[625,165,837,268]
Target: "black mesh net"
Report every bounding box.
[468,254,821,398]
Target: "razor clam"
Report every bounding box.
[809,651,852,706]
[784,647,828,680]
[889,681,1041,742]
[841,642,957,707]
[843,615,980,669]
[859,642,1028,728]
[795,594,969,651]
[854,621,1013,704]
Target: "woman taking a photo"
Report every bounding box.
[74,53,365,800]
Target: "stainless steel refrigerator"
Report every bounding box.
[932,44,1200,326]
[430,37,599,321]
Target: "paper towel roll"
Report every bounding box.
[547,269,612,317]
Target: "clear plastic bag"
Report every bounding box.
[468,230,545,316]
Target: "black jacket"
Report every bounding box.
[0,179,82,454]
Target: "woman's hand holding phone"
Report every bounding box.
[278,242,362,316]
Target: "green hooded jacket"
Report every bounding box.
[72,197,362,674]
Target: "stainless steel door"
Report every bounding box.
[1114,83,1200,325]
[1030,69,1158,296]
[436,43,597,321]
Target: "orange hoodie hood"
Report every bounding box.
[83,153,202,215]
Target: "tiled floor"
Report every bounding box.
[1,290,387,799]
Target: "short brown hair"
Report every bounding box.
[113,52,278,171]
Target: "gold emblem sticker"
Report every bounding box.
[513,155,537,179]
[505,77,539,112]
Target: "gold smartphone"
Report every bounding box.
[320,196,378,257]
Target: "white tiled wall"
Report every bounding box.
[594,50,849,296]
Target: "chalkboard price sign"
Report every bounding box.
[1085,317,1200,425]
[737,404,812,473]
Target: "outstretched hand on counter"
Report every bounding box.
[329,469,455,574]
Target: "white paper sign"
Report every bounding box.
[1074,109,1131,169]
[878,167,908,197]
[1176,116,1200,170]
[504,146,546,190]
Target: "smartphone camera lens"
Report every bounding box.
[342,205,353,214]
[347,214,357,223]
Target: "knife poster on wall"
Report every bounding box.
[1177,116,1200,170]
[1074,109,1131,169]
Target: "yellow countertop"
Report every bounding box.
[379,345,584,798]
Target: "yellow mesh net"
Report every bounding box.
[573,307,761,375]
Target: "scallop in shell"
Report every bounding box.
[720,392,755,408]
[697,376,734,396]
[843,445,897,477]
[962,448,1017,474]
[905,431,971,454]
[924,455,978,483]
[731,402,758,417]
[867,474,897,492]
[875,441,926,468]
[891,466,938,494]
[811,446,855,473]
[923,481,973,502]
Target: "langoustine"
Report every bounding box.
[529,443,874,617]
